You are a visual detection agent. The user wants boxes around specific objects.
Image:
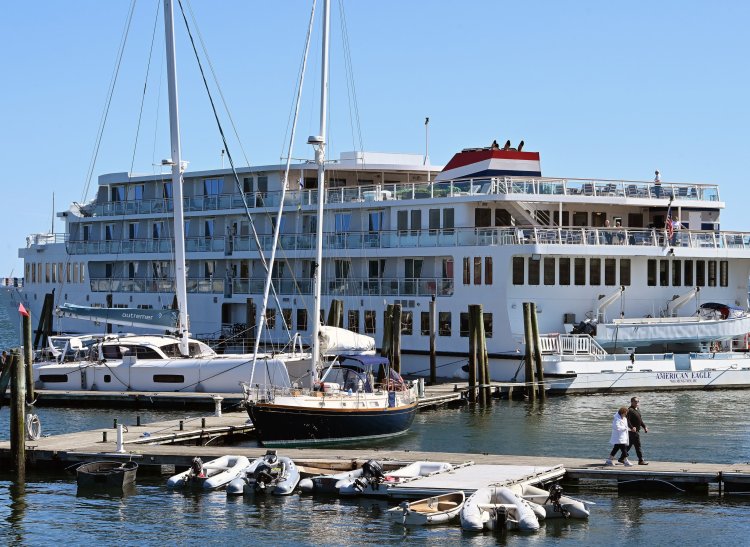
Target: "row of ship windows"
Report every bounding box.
[511,257,729,288]
[25,262,85,284]
[267,308,491,338]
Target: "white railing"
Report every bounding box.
[539,334,608,359]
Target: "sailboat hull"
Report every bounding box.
[247,401,418,447]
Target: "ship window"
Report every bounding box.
[720,261,728,287]
[485,257,493,285]
[123,346,163,360]
[473,257,482,285]
[297,309,308,331]
[463,258,471,285]
[401,311,413,335]
[559,258,571,285]
[696,260,706,287]
[282,308,292,330]
[484,313,493,338]
[444,208,454,233]
[103,375,111,383]
[553,211,569,227]
[335,213,351,233]
[102,345,122,360]
[83,225,91,241]
[439,312,451,336]
[574,258,585,286]
[397,211,408,235]
[429,209,440,232]
[348,310,360,333]
[528,257,540,285]
[605,259,616,286]
[708,260,717,287]
[628,213,644,228]
[659,260,669,286]
[410,210,422,235]
[39,375,68,383]
[590,258,601,285]
[420,311,430,335]
[620,259,631,286]
[460,312,469,337]
[153,375,185,384]
[573,212,587,226]
[265,308,276,329]
[672,260,682,286]
[544,258,555,285]
[110,186,125,202]
[495,209,512,226]
[365,310,376,334]
[475,208,491,228]
[204,178,222,195]
[243,176,253,193]
[647,259,656,286]
[592,212,606,227]
[684,260,693,286]
[512,257,524,285]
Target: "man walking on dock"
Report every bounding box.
[623,397,649,465]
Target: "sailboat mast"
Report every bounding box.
[309,0,330,388]
[164,0,190,355]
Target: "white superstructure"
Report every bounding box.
[17,145,750,381]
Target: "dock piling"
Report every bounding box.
[116,424,125,453]
[10,349,26,478]
[429,296,437,385]
[530,303,546,401]
[467,306,477,404]
[522,303,537,402]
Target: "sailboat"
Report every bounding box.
[245,0,418,446]
[31,0,302,395]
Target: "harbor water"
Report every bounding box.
[0,305,749,545]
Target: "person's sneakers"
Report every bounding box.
[617,456,626,464]
[623,459,634,467]
[638,460,649,465]
[605,459,614,466]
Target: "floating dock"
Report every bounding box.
[3,411,749,496]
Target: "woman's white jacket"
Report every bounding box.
[610,412,629,445]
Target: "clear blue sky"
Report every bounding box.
[2,1,749,276]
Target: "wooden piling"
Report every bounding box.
[522,303,537,402]
[381,305,393,364]
[467,306,477,404]
[391,304,402,374]
[476,304,491,403]
[22,312,34,405]
[470,305,485,406]
[429,296,437,385]
[530,302,546,401]
[10,349,26,477]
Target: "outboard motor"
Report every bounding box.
[252,462,275,492]
[571,320,596,336]
[353,459,385,492]
[190,457,204,478]
[545,483,570,519]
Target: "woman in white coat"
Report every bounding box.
[605,407,634,466]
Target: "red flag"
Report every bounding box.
[18,303,29,317]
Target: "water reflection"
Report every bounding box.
[7,479,26,542]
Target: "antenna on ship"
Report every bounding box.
[424,117,431,181]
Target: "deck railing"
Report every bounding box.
[64,226,750,256]
[88,176,721,218]
[87,276,454,297]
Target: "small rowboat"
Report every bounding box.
[388,491,465,525]
[76,461,138,490]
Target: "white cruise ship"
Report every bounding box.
[17,144,750,381]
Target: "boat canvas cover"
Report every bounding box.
[58,303,179,329]
[434,149,541,181]
[318,325,376,355]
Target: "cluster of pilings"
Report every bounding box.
[522,302,546,402]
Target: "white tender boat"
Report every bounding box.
[511,483,590,519]
[299,468,364,495]
[226,450,299,496]
[387,491,465,525]
[460,486,543,532]
[167,455,250,490]
[338,460,454,497]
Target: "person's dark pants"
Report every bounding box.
[609,443,628,459]
[628,431,644,461]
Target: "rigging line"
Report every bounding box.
[251,0,318,381]
[183,0,252,168]
[338,0,364,154]
[81,0,137,203]
[174,0,283,324]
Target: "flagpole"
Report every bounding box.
[424,117,430,181]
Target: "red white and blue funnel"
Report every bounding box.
[435,146,541,181]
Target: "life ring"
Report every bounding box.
[26,414,41,440]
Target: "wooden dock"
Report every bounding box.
[4,411,750,495]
